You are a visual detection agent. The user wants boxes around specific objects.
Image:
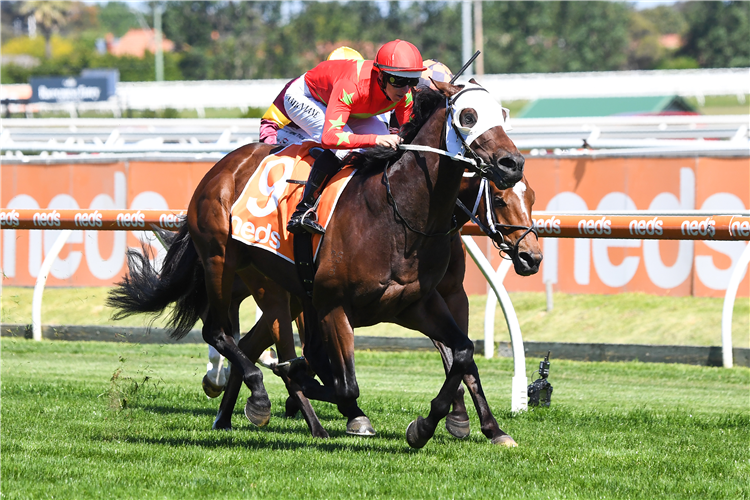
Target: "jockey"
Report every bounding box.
[259,46,365,145]
[283,39,426,235]
[417,59,453,91]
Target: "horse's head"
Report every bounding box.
[462,174,542,276]
[434,79,524,190]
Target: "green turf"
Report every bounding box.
[2,287,748,347]
[1,339,748,499]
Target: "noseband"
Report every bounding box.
[455,176,538,259]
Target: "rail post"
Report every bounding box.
[31,229,72,341]
[721,242,750,368]
[462,235,527,412]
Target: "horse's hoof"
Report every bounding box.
[406,418,430,449]
[212,420,232,431]
[491,434,518,447]
[346,416,376,437]
[312,428,330,439]
[244,398,271,427]
[284,396,300,418]
[445,414,471,439]
[202,375,225,399]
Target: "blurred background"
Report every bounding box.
[1,0,748,118]
[1,1,748,350]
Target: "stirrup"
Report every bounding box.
[287,209,325,235]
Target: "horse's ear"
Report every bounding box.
[432,78,462,98]
[469,77,480,86]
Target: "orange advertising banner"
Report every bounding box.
[2,155,748,297]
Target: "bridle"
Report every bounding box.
[397,85,499,179]
[455,175,538,259]
[383,86,493,238]
[387,84,526,243]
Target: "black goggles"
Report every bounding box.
[385,74,419,88]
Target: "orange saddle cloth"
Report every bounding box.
[230,143,356,263]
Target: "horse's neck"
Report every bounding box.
[405,103,465,212]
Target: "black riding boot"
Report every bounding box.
[287,148,341,235]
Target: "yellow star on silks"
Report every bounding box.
[335,131,352,146]
[328,114,346,130]
[356,59,365,80]
[340,89,355,106]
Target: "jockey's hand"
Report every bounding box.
[376,134,402,150]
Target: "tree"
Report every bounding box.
[18,1,73,58]
[680,1,750,68]
[640,5,688,36]
[628,10,665,70]
[97,2,141,38]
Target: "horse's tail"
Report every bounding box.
[106,223,206,340]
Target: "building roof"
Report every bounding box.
[109,29,174,58]
[518,95,698,118]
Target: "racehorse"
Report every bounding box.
[138,171,541,439]
[109,80,526,448]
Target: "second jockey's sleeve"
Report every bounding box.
[320,80,378,149]
[394,90,414,127]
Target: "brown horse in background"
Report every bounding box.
[109,81,526,448]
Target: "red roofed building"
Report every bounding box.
[108,29,174,58]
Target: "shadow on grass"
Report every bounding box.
[112,427,416,454]
[139,403,220,418]
[136,403,411,443]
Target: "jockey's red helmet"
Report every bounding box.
[374,39,426,78]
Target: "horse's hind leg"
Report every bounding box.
[318,306,376,436]
[199,242,271,427]
[236,281,329,439]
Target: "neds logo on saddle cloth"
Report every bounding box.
[230,143,356,263]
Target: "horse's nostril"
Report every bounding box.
[517,252,542,274]
[498,156,518,171]
[498,154,524,172]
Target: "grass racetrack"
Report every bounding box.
[2,338,748,499]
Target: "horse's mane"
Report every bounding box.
[345,88,445,174]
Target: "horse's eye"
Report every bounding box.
[459,109,477,127]
[493,196,507,208]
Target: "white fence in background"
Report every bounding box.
[2,114,748,158]
[2,67,748,117]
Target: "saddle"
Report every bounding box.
[229,142,356,265]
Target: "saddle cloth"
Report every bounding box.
[230,142,356,263]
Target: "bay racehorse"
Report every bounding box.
[136,171,541,439]
[109,80,525,448]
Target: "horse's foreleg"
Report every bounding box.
[319,307,375,436]
[398,290,515,448]
[435,236,471,436]
[435,284,471,438]
[440,284,514,445]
